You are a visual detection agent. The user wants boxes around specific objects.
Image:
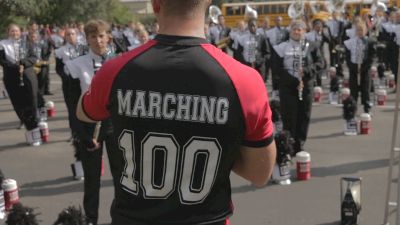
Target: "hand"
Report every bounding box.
[299,67,304,77]
[297,80,304,91]
[19,65,24,74]
[87,139,101,151]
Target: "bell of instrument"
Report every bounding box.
[288,1,304,19]
[208,5,222,24]
[244,5,258,21]
[327,0,346,14]
[371,1,387,16]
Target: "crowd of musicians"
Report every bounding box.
[0,4,399,224]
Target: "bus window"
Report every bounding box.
[279,4,286,13]
[226,6,234,16]
[239,6,245,15]
[263,5,270,14]
[254,5,262,15]
[271,5,277,14]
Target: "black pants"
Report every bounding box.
[3,67,38,130]
[390,46,399,82]
[61,76,75,133]
[279,87,313,152]
[329,40,344,77]
[43,65,50,93]
[80,132,117,225]
[37,66,48,108]
[349,64,371,113]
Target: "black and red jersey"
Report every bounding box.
[82,35,273,225]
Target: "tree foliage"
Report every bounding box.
[0,0,133,38]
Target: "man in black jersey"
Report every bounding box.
[76,0,276,224]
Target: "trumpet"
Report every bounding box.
[217,37,231,49]
[33,60,49,75]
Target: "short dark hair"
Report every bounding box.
[162,0,207,18]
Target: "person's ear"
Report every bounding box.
[152,0,161,14]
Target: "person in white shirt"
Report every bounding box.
[65,20,117,225]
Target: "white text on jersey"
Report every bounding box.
[117,89,230,124]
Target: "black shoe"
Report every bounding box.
[17,121,24,129]
[44,91,54,95]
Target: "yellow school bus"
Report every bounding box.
[221,0,390,28]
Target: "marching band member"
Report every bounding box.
[27,31,52,110]
[257,16,273,81]
[65,20,117,225]
[55,27,88,140]
[381,10,398,74]
[229,20,247,61]
[326,11,345,69]
[305,19,330,86]
[123,21,140,50]
[345,16,362,40]
[344,22,375,114]
[209,14,231,53]
[273,20,324,154]
[237,18,269,74]
[269,16,290,93]
[0,24,41,145]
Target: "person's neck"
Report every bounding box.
[157,15,206,38]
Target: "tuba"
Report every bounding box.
[288,0,305,19]
[371,0,387,16]
[244,5,258,21]
[208,5,222,24]
[326,0,346,14]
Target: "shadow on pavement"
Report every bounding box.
[311,115,342,124]
[308,132,343,139]
[315,221,341,225]
[19,178,114,197]
[312,158,389,177]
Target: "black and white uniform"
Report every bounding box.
[381,22,397,76]
[209,24,231,52]
[273,39,324,152]
[229,29,247,61]
[50,33,64,49]
[305,30,330,86]
[28,38,52,106]
[257,27,273,81]
[344,36,375,113]
[237,31,268,74]
[65,49,117,225]
[267,26,290,91]
[55,42,88,134]
[123,28,140,51]
[0,38,39,130]
[326,19,345,76]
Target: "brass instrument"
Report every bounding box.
[326,0,346,14]
[288,0,305,20]
[208,5,222,24]
[217,37,231,49]
[33,60,49,75]
[244,5,258,21]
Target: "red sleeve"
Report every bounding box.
[201,44,274,147]
[82,40,157,121]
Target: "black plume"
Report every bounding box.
[53,206,85,225]
[270,100,281,123]
[274,131,295,164]
[6,203,39,225]
[343,96,357,121]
